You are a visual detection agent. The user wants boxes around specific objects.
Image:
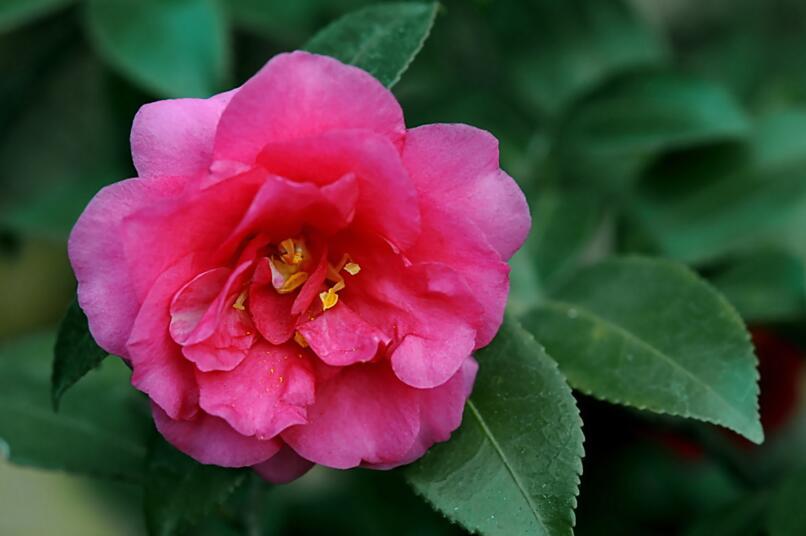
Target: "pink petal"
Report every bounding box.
[68,175,189,356]
[122,170,264,302]
[197,342,315,439]
[253,445,314,484]
[297,301,389,367]
[282,362,420,469]
[249,260,297,345]
[127,255,202,419]
[402,124,531,260]
[131,90,235,179]
[366,358,478,469]
[152,404,280,467]
[169,267,231,344]
[257,129,420,250]
[214,51,404,164]
[291,249,328,317]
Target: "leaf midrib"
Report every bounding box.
[541,299,759,436]
[467,399,549,534]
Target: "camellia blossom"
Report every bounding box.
[69,51,530,482]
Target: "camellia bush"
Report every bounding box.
[1,0,806,535]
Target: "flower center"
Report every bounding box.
[320,253,361,311]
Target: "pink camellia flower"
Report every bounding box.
[69,51,530,482]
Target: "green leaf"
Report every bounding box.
[407,318,584,536]
[52,299,109,410]
[709,248,806,323]
[0,51,129,239]
[522,256,763,443]
[558,72,750,190]
[631,110,806,264]
[531,188,605,289]
[0,332,151,481]
[145,438,247,536]
[767,466,806,536]
[304,2,439,88]
[85,0,230,97]
[0,0,72,33]
[507,0,665,117]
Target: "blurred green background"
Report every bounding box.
[3,0,806,534]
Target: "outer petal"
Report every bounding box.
[127,255,201,420]
[197,342,315,439]
[282,362,420,469]
[131,90,235,179]
[253,445,314,484]
[214,51,404,164]
[68,176,188,356]
[402,124,530,260]
[153,404,280,467]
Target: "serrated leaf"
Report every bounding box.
[507,0,665,117]
[522,256,763,443]
[558,72,750,190]
[709,248,806,323]
[0,332,151,480]
[407,318,584,536]
[631,110,806,264]
[52,299,109,410]
[767,466,806,536]
[145,438,247,536]
[85,0,230,97]
[304,1,438,88]
[0,0,72,33]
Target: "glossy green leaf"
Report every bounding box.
[145,438,247,536]
[85,0,230,97]
[522,257,763,443]
[507,0,665,117]
[304,2,438,88]
[710,248,806,323]
[52,299,109,410]
[631,110,806,264]
[0,0,72,33]
[558,72,750,190]
[0,332,151,481]
[408,318,584,536]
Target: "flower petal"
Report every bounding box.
[402,124,530,260]
[153,403,280,467]
[214,51,404,164]
[253,445,314,484]
[297,301,389,367]
[197,342,315,439]
[68,176,188,356]
[282,362,420,469]
[131,90,235,179]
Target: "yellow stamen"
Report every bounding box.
[277,271,309,294]
[344,262,361,276]
[279,238,305,266]
[319,288,339,310]
[232,291,248,311]
[294,331,308,348]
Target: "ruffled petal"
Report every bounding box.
[297,301,389,367]
[214,51,404,164]
[153,404,280,467]
[256,129,420,250]
[131,90,235,179]
[197,342,315,439]
[282,362,420,469]
[253,445,314,484]
[68,175,189,356]
[127,255,202,419]
[402,124,530,260]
